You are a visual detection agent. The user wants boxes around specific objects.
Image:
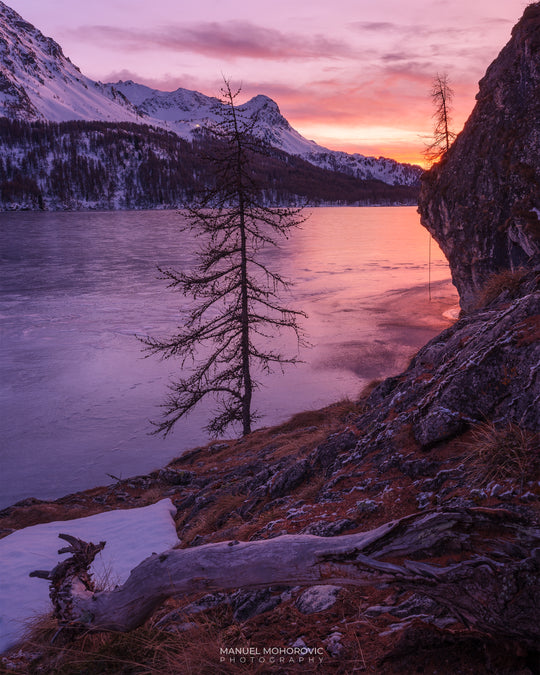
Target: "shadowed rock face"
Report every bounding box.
[419,3,540,312]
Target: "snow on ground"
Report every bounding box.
[0,499,179,654]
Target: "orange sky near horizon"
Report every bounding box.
[6,0,530,166]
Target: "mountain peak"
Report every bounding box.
[242,94,289,128]
[0,3,141,122]
[245,94,280,110]
[0,0,421,187]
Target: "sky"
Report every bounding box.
[6,0,530,166]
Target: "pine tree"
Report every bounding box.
[141,80,307,437]
[424,73,456,164]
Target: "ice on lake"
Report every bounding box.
[0,207,453,508]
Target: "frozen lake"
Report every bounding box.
[0,207,454,508]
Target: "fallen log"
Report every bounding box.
[31,508,540,650]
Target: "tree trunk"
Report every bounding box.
[31,508,540,650]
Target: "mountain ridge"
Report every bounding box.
[0,0,421,191]
[0,117,420,210]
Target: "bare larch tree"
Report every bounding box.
[141,80,307,438]
[424,72,457,163]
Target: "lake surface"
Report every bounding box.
[0,207,454,508]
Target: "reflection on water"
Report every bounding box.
[0,207,453,507]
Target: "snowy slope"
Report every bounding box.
[0,499,179,653]
[106,85,421,185]
[236,96,420,184]
[107,81,319,153]
[106,80,221,137]
[0,1,142,123]
[238,94,322,155]
[0,0,422,186]
[302,149,423,186]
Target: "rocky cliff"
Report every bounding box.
[419,2,540,312]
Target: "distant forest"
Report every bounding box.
[0,118,420,210]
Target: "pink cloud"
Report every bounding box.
[102,68,207,92]
[239,67,481,165]
[74,22,355,61]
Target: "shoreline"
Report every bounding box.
[0,278,458,520]
[317,277,459,383]
[0,202,420,214]
[1,276,536,674]
[1,206,450,510]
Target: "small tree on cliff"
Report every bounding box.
[424,73,456,163]
[141,80,307,437]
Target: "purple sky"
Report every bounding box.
[7,0,529,164]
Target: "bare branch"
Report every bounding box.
[143,79,307,437]
[424,73,457,164]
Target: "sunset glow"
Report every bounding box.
[6,0,528,165]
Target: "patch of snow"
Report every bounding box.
[443,306,461,320]
[416,491,434,509]
[488,482,504,497]
[0,499,178,654]
[286,506,310,518]
[351,499,380,515]
[379,620,412,637]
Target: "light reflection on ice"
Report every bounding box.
[0,207,452,508]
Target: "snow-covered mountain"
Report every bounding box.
[107,82,421,186]
[0,2,143,123]
[107,81,319,151]
[0,0,422,187]
[104,80,220,135]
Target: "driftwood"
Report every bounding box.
[31,508,540,649]
[30,534,106,633]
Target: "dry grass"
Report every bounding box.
[175,400,356,470]
[12,595,365,675]
[465,422,540,490]
[183,493,247,542]
[271,399,359,435]
[8,609,273,675]
[272,409,330,434]
[474,268,528,309]
[295,473,327,504]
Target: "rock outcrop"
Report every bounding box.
[343,272,540,469]
[419,2,540,311]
